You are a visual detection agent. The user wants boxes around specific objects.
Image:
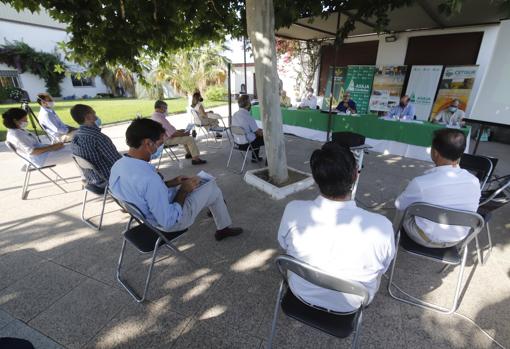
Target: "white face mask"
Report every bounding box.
[46,101,55,108]
[449,106,458,113]
[19,121,28,129]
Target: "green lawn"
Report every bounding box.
[0,97,226,141]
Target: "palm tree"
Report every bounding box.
[99,65,136,97]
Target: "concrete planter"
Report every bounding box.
[244,166,314,200]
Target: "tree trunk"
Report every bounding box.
[246,0,289,184]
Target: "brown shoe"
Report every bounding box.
[215,227,243,241]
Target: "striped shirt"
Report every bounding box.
[71,125,121,186]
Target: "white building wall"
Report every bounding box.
[0,7,108,100]
[230,66,255,95]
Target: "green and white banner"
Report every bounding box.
[344,65,376,114]
[321,66,347,111]
[405,65,443,120]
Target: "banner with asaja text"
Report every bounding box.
[344,65,376,114]
[405,65,443,120]
[430,66,478,121]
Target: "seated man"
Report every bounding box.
[280,90,292,108]
[278,142,395,313]
[385,95,415,120]
[151,100,206,165]
[395,129,480,247]
[335,92,357,114]
[298,87,317,109]
[70,104,122,187]
[37,93,77,142]
[432,99,465,127]
[232,94,265,162]
[109,118,242,240]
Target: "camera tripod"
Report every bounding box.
[20,100,48,142]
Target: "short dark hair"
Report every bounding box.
[238,94,251,109]
[310,142,356,197]
[2,108,27,129]
[432,128,466,161]
[36,93,51,105]
[154,100,167,109]
[125,118,165,148]
[70,104,93,124]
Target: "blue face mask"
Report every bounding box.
[150,144,164,160]
[448,106,458,113]
[95,116,102,128]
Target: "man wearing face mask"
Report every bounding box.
[37,93,77,142]
[71,104,121,188]
[232,94,265,162]
[433,99,465,127]
[298,87,318,109]
[385,95,415,120]
[109,118,243,240]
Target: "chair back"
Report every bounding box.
[460,154,493,189]
[72,154,107,182]
[5,141,34,166]
[189,107,203,126]
[230,126,250,145]
[401,202,484,248]
[275,254,370,306]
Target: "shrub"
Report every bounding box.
[204,85,227,101]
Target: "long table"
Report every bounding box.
[251,106,470,161]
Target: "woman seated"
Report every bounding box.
[3,108,72,168]
[191,92,223,137]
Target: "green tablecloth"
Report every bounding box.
[251,106,469,147]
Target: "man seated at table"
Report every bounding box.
[432,99,465,127]
[109,118,243,240]
[280,90,292,108]
[37,93,77,142]
[232,94,265,162]
[70,104,122,187]
[395,129,480,248]
[335,92,357,114]
[151,100,206,165]
[278,142,395,313]
[385,95,415,120]
[298,87,317,109]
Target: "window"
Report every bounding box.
[71,74,95,87]
[0,70,21,88]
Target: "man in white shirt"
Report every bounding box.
[278,142,395,313]
[232,95,265,162]
[37,93,77,142]
[395,128,480,247]
[298,87,317,109]
[432,99,465,127]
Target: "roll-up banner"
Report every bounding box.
[430,66,478,121]
[369,65,407,112]
[405,65,443,120]
[321,66,347,111]
[344,65,377,114]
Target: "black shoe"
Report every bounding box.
[215,133,223,139]
[207,210,213,218]
[191,159,207,165]
[215,227,243,241]
[185,153,192,159]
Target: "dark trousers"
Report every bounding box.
[250,136,265,159]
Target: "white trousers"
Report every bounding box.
[168,181,232,232]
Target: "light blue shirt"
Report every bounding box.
[232,108,259,142]
[38,107,68,138]
[385,103,416,120]
[109,156,182,231]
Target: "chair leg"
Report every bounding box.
[240,150,250,173]
[478,223,492,266]
[117,237,161,303]
[49,167,69,184]
[226,144,235,168]
[474,236,483,265]
[351,308,364,349]
[21,167,31,200]
[80,189,107,231]
[37,168,67,193]
[267,281,285,349]
[97,190,108,230]
[156,151,163,170]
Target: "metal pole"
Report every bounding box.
[227,62,232,126]
[243,36,248,94]
[326,12,342,142]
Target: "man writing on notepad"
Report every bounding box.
[109,118,243,241]
[151,100,206,165]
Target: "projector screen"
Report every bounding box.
[469,20,510,126]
